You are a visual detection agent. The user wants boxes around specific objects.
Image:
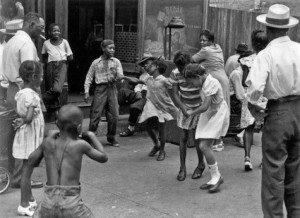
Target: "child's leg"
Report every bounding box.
[147,117,160,157]
[157,122,166,152]
[244,124,255,158]
[20,160,34,207]
[179,129,188,171]
[244,124,255,171]
[199,139,223,187]
[192,136,206,179]
[146,117,159,146]
[156,121,166,161]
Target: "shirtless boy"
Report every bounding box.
[21,105,108,217]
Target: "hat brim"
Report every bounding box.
[235,49,248,52]
[257,14,299,28]
[138,57,156,66]
[0,29,16,35]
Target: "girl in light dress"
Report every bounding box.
[185,63,229,193]
[12,61,45,216]
[123,58,178,161]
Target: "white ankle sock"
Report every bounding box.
[207,162,221,185]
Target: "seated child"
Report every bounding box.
[21,105,108,217]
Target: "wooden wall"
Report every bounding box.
[206,7,300,60]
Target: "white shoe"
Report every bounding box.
[17,205,34,216]
[29,200,37,208]
[244,157,253,171]
[212,142,224,152]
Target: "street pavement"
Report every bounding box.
[0,122,267,218]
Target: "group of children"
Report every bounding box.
[6,23,229,217]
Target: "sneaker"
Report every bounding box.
[244,156,253,171]
[212,142,224,152]
[17,205,35,216]
[234,136,244,148]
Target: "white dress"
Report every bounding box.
[195,75,229,139]
[13,88,45,159]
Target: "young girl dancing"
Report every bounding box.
[185,63,229,193]
[123,58,178,161]
[170,51,205,181]
[12,61,45,216]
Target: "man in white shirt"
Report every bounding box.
[2,12,45,189]
[246,4,300,218]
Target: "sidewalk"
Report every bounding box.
[0,122,265,218]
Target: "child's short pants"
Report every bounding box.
[33,184,94,218]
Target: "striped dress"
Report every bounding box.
[170,68,202,130]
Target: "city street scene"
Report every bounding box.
[0,0,300,217]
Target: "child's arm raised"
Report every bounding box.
[121,76,144,85]
[187,96,212,116]
[81,131,108,163]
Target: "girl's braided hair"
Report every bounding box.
[19,61,43,83]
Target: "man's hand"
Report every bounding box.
[12,118,24,130]
[248,102,268,120]
[135,91,142,99]
[186,109,194,116]
[180,106,189,116]
[84,93,90,104]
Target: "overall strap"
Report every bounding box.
[54,136,71,185]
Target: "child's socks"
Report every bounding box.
[207,162,221,185]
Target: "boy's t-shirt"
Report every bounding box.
[42,39,73,62]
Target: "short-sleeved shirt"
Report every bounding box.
[42,39,73,62]
[225,54,240,77]
[169,68,202,109]
[2,30,39,85]
[84,56,123,93]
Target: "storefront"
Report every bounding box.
[1,0,207,93]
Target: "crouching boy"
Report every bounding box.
[21,105,108,217]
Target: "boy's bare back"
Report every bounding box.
[41,132,92,186]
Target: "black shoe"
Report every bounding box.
[200,183,213,190]
[157,150,166,161]
[177,169,186,181]
[148,146,159,157]
[208,176,224,193]
[119,128,135,137]
[192,166,205,179]
[107,139,119,147]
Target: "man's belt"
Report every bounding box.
[268,95,300,105]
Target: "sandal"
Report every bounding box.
[192,166,205,179]
[119,128,135,137]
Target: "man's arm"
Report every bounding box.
[81,131,108,163]
[84,62,96,103]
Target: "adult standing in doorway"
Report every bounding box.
[84,39,123,147]
[2,12,45,189]
[246,4,300,218]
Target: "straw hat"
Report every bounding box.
[0,19,23,35]
[256,4,299,29]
